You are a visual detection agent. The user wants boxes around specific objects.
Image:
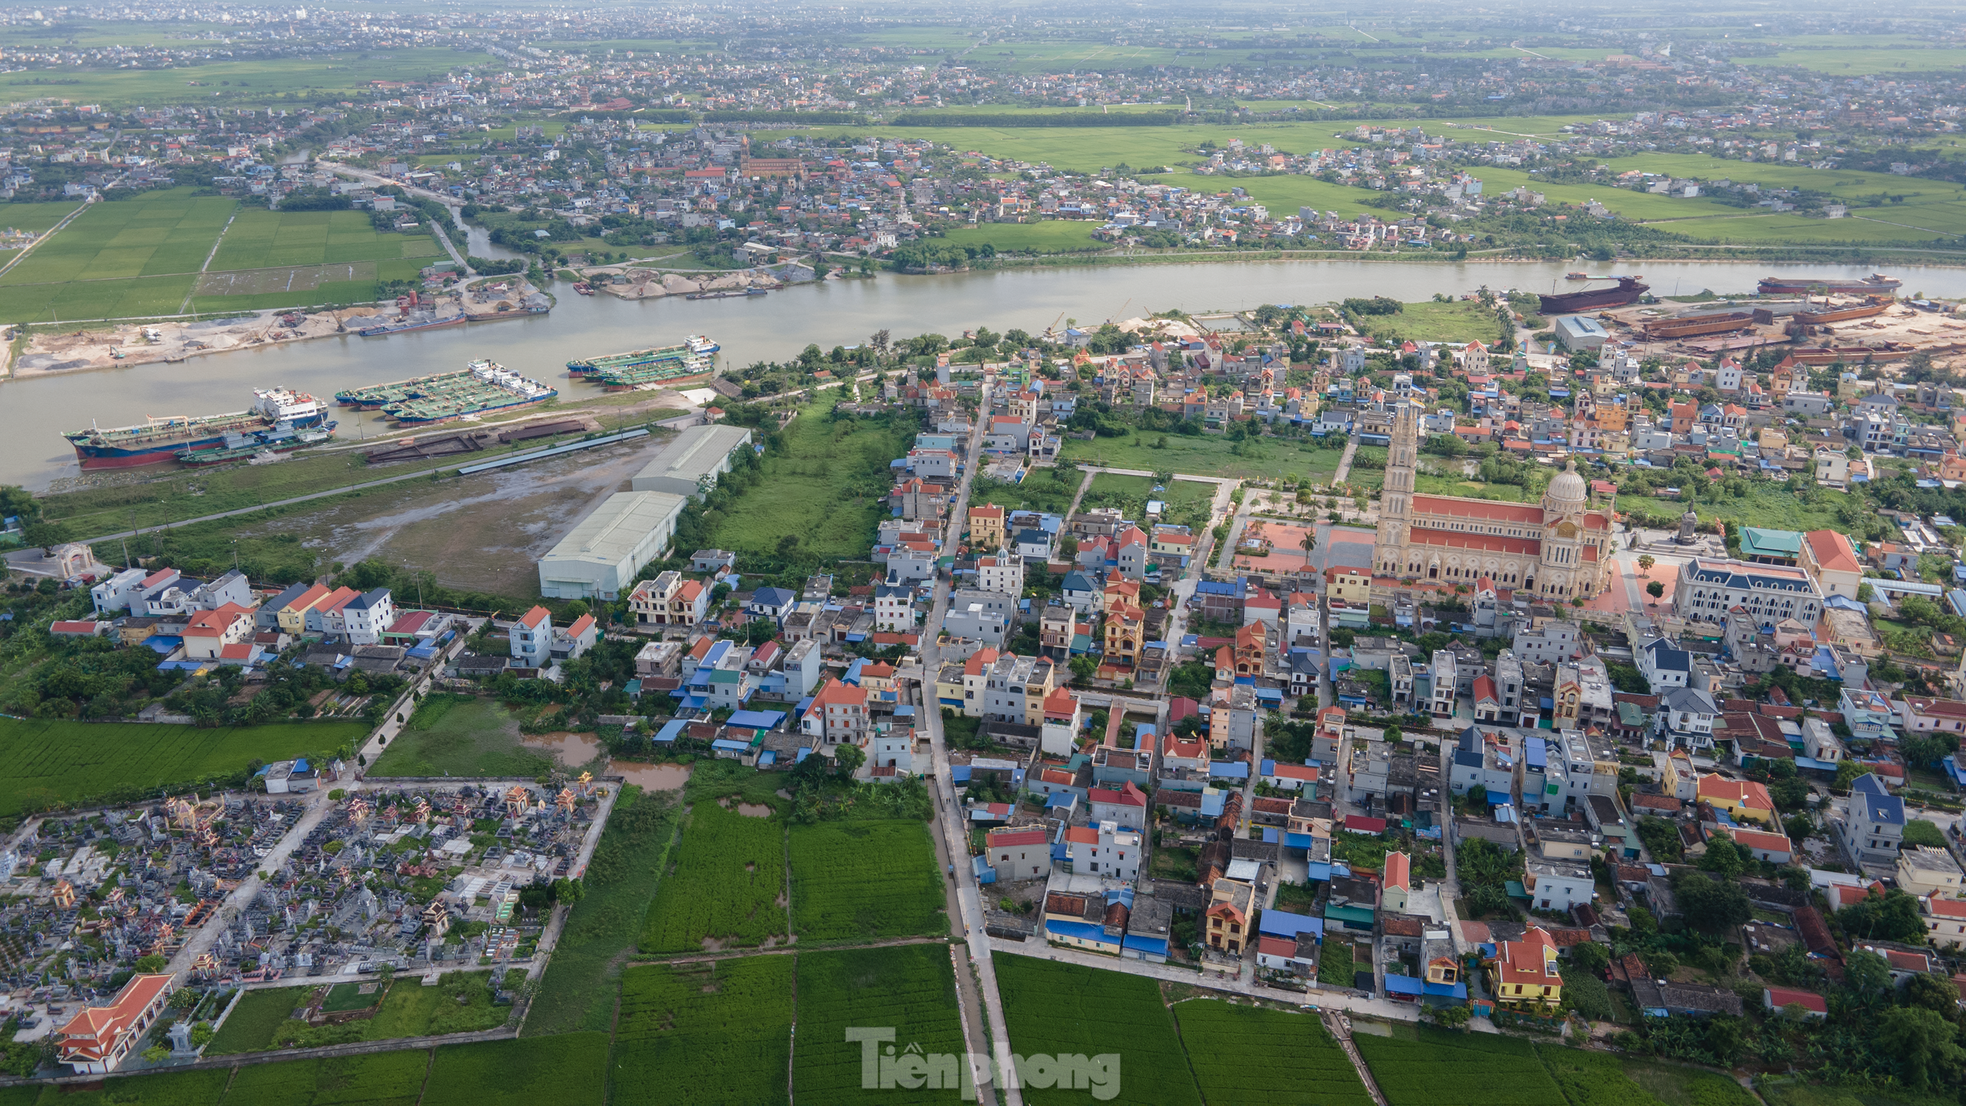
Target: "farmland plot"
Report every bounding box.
[1356,1026,1567,1106]
[205,985,313,1054]
[422,1033,609,1106]
[1172,999,1372,1106]
[40,1068,233,1106]
[613,958,794,1106]
[789,821,946,942]
[220,1049,431,1106]
[1538,1048,1757,1106]
[640,799,788,953]
[994,954,1201,1106]
[0,717,367,818]
[794,945,969,1105]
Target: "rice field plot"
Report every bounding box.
[993,954,1201,1106]
[639,799,789,953]
[220,1049,431,1106]
[421,1033,608,1106]
[194,261,378,297]
[940,221,1105,254]
[793,945,969,1106]
[209,209,444,271]
[1355,1025,1567,1106]
[0,273,199,322]
[1172,999,1374,1106]
[612,958,794,1106]
[0,188,235,284]
[0,717,369,819]
[789,820,946,942]
[24,1067,234,1106]
[0,201,86,234]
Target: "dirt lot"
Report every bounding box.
[237,430,672,600]
[10,308,356,377]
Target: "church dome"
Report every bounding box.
[1545,460,1587,512]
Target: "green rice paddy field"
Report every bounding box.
[0,189,449,321]
[0,717,368,817]
[0,49,497,108]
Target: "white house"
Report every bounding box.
[510,606,553,667]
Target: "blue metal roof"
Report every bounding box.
[727,710,785,730]
[1259,910,1322,939]
[653,719,686,744]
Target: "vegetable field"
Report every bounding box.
[639,800,788,953]
[612,958,794,1106]
[423,1033,609,1106]
[1172,1000,1373,1106]
[0,717,367,818]
[789,821,946,942]
[794,945,969,1105]
[994,954,1201,1106]
[1356,1026,1567,1106]
[222,1049,431,1106]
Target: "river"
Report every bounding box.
[6,257,1965,491]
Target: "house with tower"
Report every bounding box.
[1373,403,1615,601]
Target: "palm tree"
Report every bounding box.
[1301,528,1318,564]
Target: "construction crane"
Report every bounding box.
[1108,297,1131,324]
[1043,310,1065,340]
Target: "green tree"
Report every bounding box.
[1698,831,1744,876]
[1842,949,1892,1013]
[1646,581,1665,601]
[1875,1007,1966,1091]
[1673,870,1750,933]
[1902,818,1947,848]
[1568,942,1611,977]
[834,743,865,777]
[134,954,168,974]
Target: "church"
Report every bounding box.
[1372,403,1616,600]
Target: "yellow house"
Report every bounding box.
[1695,774,1776,826]
[275,583,331,634]
[1325,566,1372,604]
[1487,926,1561,1010]
[968,503,1006,551]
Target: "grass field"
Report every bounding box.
[639,799,789,952]
[1356,1025,1567,1106]
[16,1067,235,1106]
[221,1049,430,1106]
[526,787,681,1037]
[1413,471,1530,502]
[1615,483,1842,534]
[941,221,1105,254]
[1737,45,1966,74]
[210,973,509,1053]
[788,821,946,942]
[1356,300,1498,344]
[1079,472,1219,531]
[1756,1076,1961,1106]
[1173,999,1373,1106]
[1537,1048,1756,1106]
[613,958,795,1106]
[994,954,1201,1106]
[0,49,498,108]
[702,402,916,564]
[969,465,1081,516]
[209,209,446,270]
[424,1033,610,1106]
[1060,428,1331,483]
[0,717,368,818]
[794,945,969,1105]
[369,695,559,779]
[207,986,310,1054]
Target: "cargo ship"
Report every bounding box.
[685,288,768,301]
[63,389,333,469]
[1758,273,1900,296]
[1794,300,1892,326]
[358,312,467,338]
[566,336,719,381]
[383,360,558,425]
[176,426,334,466]
[1537,276,1649,315]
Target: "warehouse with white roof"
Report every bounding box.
[629,424,756,499]
[537,490,688,601]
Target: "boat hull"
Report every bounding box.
[1759,275,1900,295]
[390,392,557,425]
[358,315,467,338]
[1538,277,1649,315]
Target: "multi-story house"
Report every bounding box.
[510,606,552,667]
[1672,558,1824,629]
[1841,773,1905,868]
[1064,821,1141,881]
[976,552,1025,596]
[800,678,868,745]
[874,584,917,632]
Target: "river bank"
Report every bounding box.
[9,256,1966,490]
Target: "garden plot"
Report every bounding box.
[612,958,794,1106]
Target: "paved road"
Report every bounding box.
[918,381,1024,1106]
[989,937,1422,1023]
[167,788,333,976]
[1331,434,1361,486]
